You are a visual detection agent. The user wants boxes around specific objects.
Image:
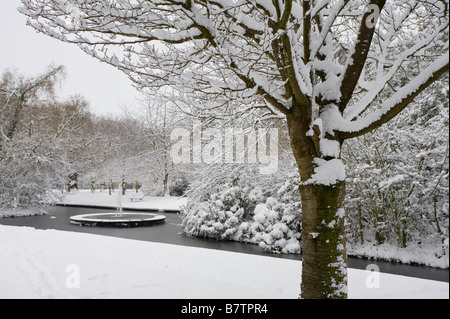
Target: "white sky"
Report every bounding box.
[0,0,141,117]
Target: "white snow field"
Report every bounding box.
[61,190,188,212]
[0,224,448,299]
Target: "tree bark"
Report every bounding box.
[163,172,170,196]
[122,177,126,196]
[299,182,347,299]
[357,202,364,245]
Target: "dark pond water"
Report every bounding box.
[0,205,448,283]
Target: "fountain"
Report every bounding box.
[69,212,166,227]
[70,186,166,228]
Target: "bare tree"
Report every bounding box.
[129,95,188,195]
[20,0,449,298]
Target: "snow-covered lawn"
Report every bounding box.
[0,225,448,299]
[1,190,447,299]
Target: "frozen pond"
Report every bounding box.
[0,205,448,283]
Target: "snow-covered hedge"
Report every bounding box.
[181,175,302,254]
[181,184,253,240]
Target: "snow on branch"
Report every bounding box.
[19,0,449,132]
[344,15,449,121]
[336,54,449,139]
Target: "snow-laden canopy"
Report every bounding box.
[20,0,448,143]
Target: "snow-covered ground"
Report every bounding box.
[0,190,448,299]
[0,225,448,299]
[60,189,188,211]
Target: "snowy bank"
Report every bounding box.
[0,225,448,299]
[0,208,48,218]
[60,190,187,212]
[349,242,449,270]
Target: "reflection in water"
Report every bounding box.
[0,205,448,283]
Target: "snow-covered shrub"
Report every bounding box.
[169,175,190,197]
[141,181,165,196]
[245,175,302,253]
[0,139,69,213]
[181,171,302,254]
[344,78,449,254]
[181,183,256,240]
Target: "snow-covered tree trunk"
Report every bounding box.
[287,110,347,298]
[299,183,347,298]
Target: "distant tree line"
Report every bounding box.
[0,66,190,213]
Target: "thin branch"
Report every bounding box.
[338,58,449,140]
